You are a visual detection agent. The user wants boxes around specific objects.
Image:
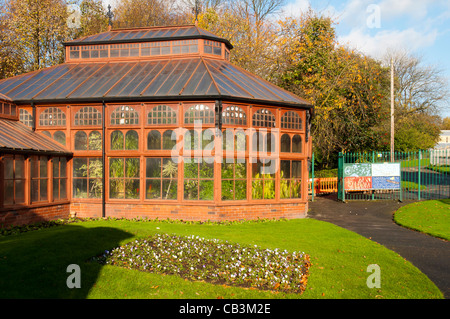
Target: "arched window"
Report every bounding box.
[19,109,33,127]
[125,130,139,150]
[75,131,88,150]
[148,105,177,125]
[184,104,214,124]
[39,107,66,126]
[74,106,102,126]
[111,131,124,150]
[53,131,66,146]
[281,134,291,153]
[281,111,302,130]
[111,105,139,125]
[41,131,51,138]
[162,130,176,150]
[147,130,162,150]
[89,131,102,150]
[292,134,302,153]
[252,109,275,128]
[222,105,247,126]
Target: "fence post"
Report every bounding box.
[311,152,315,202]
[372,151,375,201]
[338,152,345,202]
[418,150,421,201]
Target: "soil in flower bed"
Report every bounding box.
[94,233,311,294]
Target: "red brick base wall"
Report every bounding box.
[0,203,70,228]
[70,202,308,221]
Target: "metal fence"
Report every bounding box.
[335,150,450,202]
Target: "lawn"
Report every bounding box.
[394,199,450,241]
[0,218,443,299]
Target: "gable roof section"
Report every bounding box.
[64,25,233,49]
[0,119,71,156]
[0,57,311,109]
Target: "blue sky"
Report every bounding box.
[101,0,450,117]
[280,0,450,118]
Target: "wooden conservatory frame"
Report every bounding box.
[0,25,313,225]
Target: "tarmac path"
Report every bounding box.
[308,194,450,299]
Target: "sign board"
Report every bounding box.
[344,176,372,190]
[344,163,372,177]
[372,176,400,189]
[371,163,400,177]
[343,162,401,191]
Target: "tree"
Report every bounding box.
[442,117,450,130]
[1,0,71,74]
[276,10,390,167]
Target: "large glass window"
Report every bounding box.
[183,158,214,200]
[184,104,214,125]
[281,134,302,153]
[52,157,67,201]
[221,159,247,201]
[73,158,103,198]
[251,158,276,200]
[74,106,102,126]
[252,109,275,128]
[110,105,139,125]
[145,158,178,200]
[31,156,48,202]
[109,158,140,199]
[280,160,302,199]
[147,130,177,150]
[281,111,302,130]
[19,109,33,127]
[147,105,177,125]
[252,131,275,153]
[53,131,66,146]
[223,129,246,153]
[111,130,138,150]
[3,155,25,205]
[222,105,247,126]
[39,107,66,126]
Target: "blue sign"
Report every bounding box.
[372,176,400,189]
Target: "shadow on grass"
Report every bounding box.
[0,223,133,298]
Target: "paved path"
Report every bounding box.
[308,194,450,299]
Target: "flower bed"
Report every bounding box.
[97,233,311,294]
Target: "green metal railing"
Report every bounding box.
[337,149,450,201]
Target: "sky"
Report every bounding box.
[280,0,450,118]
[100,0,450,118]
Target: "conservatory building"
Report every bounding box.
[0,25,313,226]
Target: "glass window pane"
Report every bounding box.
[162,130,176,150]
[110,158,124,178]
[281,134,291,152]
[125,130,139,150]
[280,160,290,179]
[40,179,48,201]
[54,131,66,145]
[125,158,140,178]
[73,158,87,177]
[75,131,88,150]
[31,180,39,202]
[146,158,161,178]
[292,161,302,178]
[4,157,13,179]
[235,180,247,200]
[202,129,215,151]
[162,179,177,200]
[60,158,67,177]
[60,179,67,199]
[15,156,25,179]
[292,135,302,153]
[199,180,214,200]
[125,179,140,199]
[40,157,48,177]
[53,158,60,178]
[184,130,198,151]
[146,179,161,199]
[15,180,25,203]
[89,131,102,150]
[4,180,13,205]
[111,131,124,150]
[184,180,198,200]
[147,130,161,150]
[183,161,198,179]
[199,160,214,178]
[88,179,102,198]
[110,179,124,199]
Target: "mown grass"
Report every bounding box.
[0,218,443,299]
[394,199,450,241]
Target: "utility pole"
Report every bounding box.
[390,57,394,162]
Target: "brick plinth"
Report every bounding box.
[70,202,308,221]
[0,204,70,228]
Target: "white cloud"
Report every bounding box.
[339,27,439,60]
[279,0,311,17]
